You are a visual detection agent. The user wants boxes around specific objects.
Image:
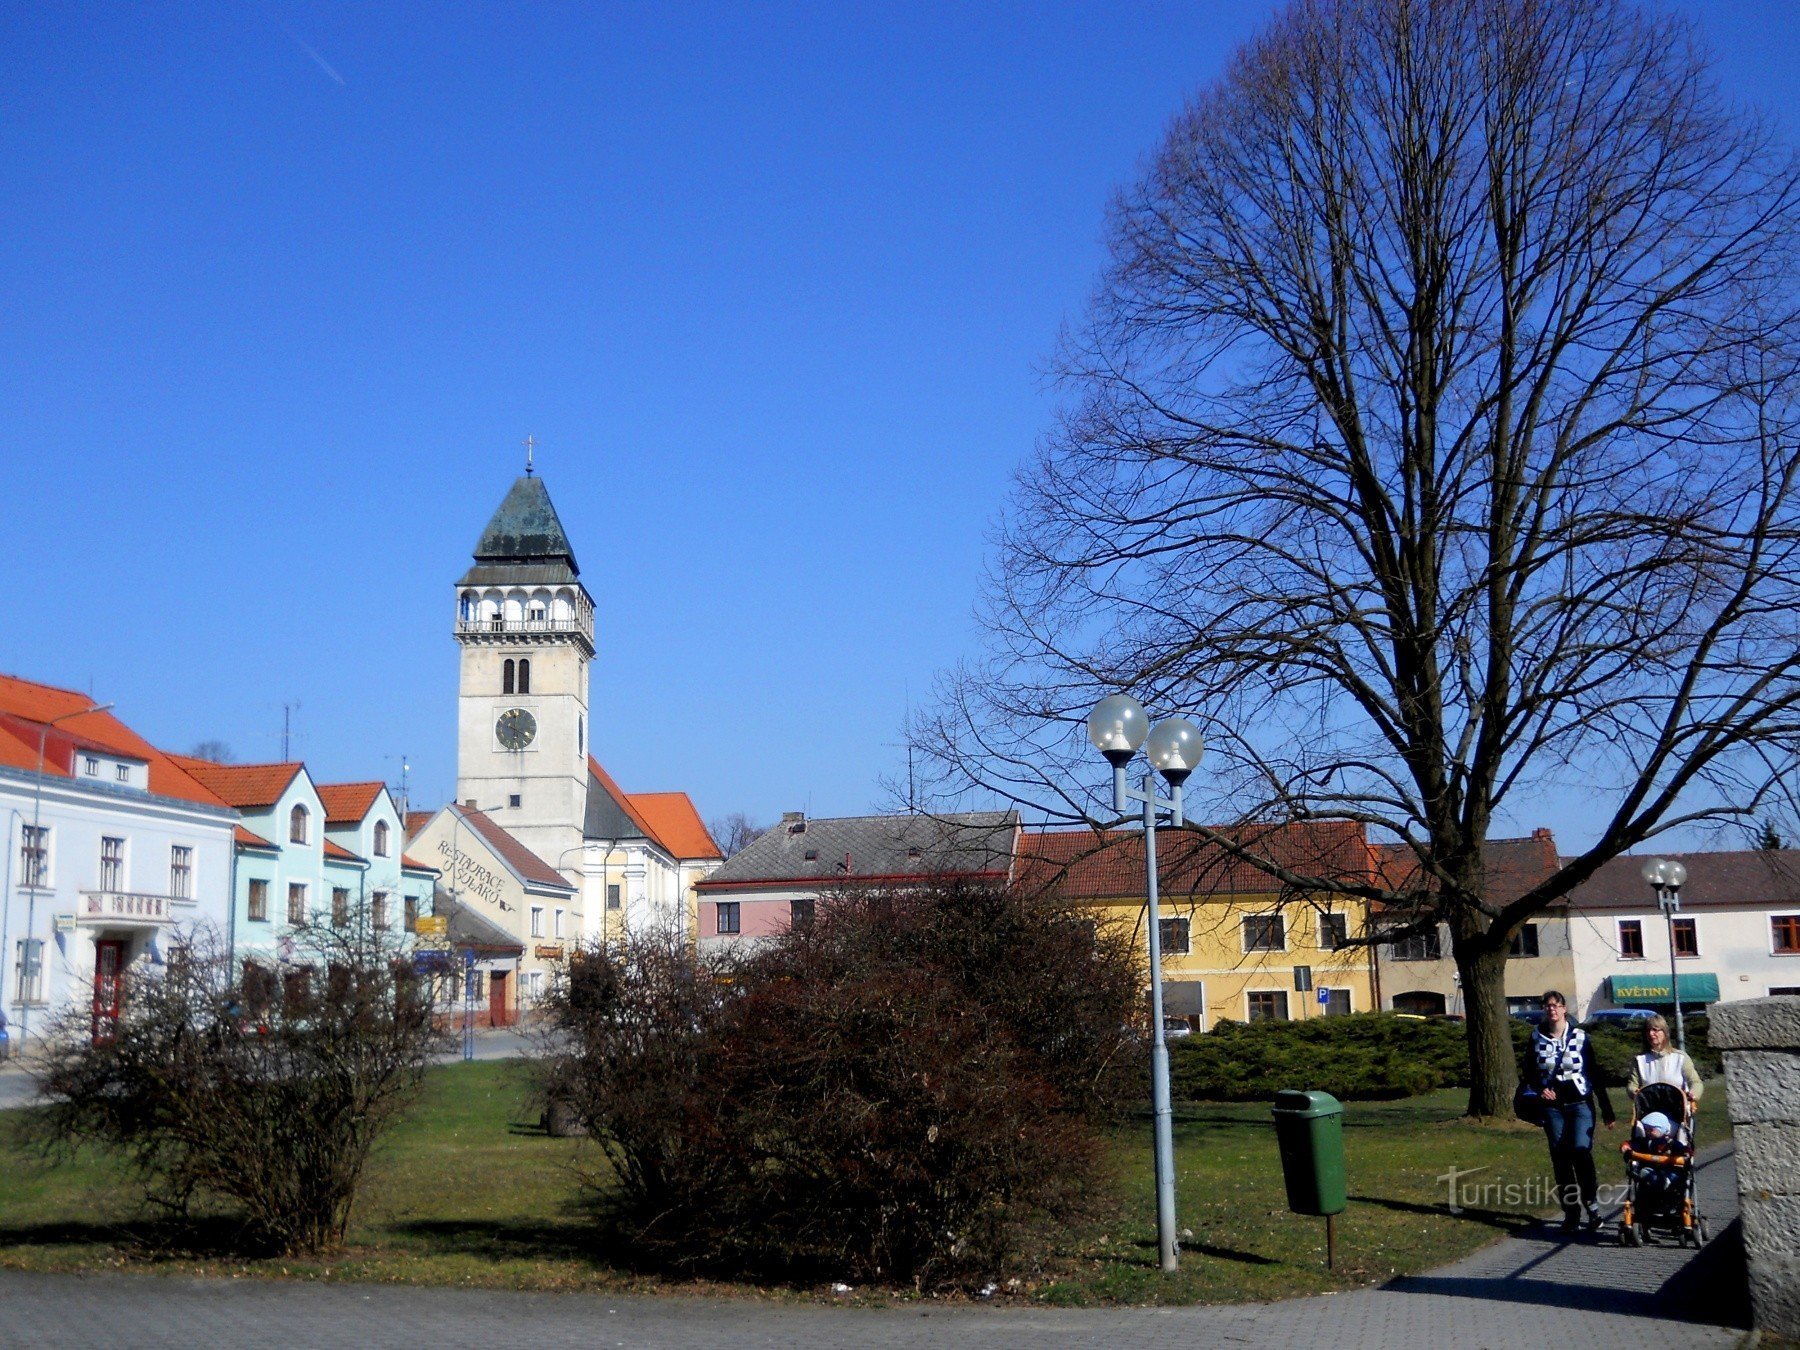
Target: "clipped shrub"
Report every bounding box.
[540,882,1142,1289]
[1170,1012,1469,1101]
[32,926,444,1255]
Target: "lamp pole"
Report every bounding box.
[1087,693,1204,1275]
[1640,857,1689,1050]
[17,702,114,1052]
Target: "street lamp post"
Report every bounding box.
[1639,857,1689,1050]
[1087,693,1204,1275]
[16,702,113,1052]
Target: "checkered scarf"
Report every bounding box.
[1533,1025,1590,1099]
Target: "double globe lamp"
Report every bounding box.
[1085,693,1203,1275]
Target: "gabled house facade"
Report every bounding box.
[695,810,1021,954]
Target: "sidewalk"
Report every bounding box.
[0,1145,1750,1348]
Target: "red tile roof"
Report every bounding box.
[1373,830,1562,908]
[404,810,436,841]
[164,754,305,809]
[235,825,278,850]
[628,791,721,861]
[588,757,663,847]
[456,805,575,892]
[400,853,439,874]
[1017,821,1375,901]
[317,781,385,825]
[0,674,230,809]
[323,838,366,865]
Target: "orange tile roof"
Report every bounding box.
[323,838,366,865]
[317,781,385,825]
[404,810,436,841]
[628,791,721,861]
[0,674,230,809]
[164,754,305,809]
[235,825,278,850]
[400,853,439,874]
[588,756,664,847]
[1017,821,1375,901]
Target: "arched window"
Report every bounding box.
[289,804,309,845]
[518,658,530,694]
[503,659,515,695]
[373,820,391,858]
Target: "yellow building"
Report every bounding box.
[1019,824,1380,1029]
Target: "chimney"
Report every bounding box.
[1532,827,1553,842]
[783,811,806,833]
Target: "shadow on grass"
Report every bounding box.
[1349,1193,1538,1235]
[388,1217,604,1266]
[1126,1236,1278,1266]
[0,1214,262,1260]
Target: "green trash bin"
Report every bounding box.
[1271,1089,1346,1217]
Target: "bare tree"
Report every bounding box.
[707,812,767,858]
[187,740,234,764]
[915,0,1800,1115]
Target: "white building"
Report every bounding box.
[1,676,237,1050]
[1566,849,1800,1016]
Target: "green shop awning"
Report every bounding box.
[1606,972,1720,1004]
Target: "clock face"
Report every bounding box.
[496,708,537,750]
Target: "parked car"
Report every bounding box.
[1583,1007,1659,1028]
[1509,1008,1548,1027]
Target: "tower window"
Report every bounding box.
[503,659,515,695]
[518,658,530,694]
[373,820,391,857]
[289,804,310,844]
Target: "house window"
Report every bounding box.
[606,884,621,910]
[553,908,564,939]
[288,882,307,926]
[1247,990,1290,1022]
[508,794,521,808]
[99,836,124,891]
[248,878,269,922]
[169,845,193,900]
[1319,913,1349,951]
[290,805,310,844]
[332,888,350,925]
[83,754,99,776]
[373,892,389,931]
[1159,917,1191,955]
[791,896,815,928]
[1619,919,1645,959]
[1672,917,1699,958]
[717,901,741,935]
[19,825,49,888]
[1242,914,1285,952]
[115,764,129,783]
[373,820,391,857]
[1321,988,1352,1016]
[1772,985,1800,996]
[1390,926,1442,962]
[517,659,530,694]
[1772,914,1800,955]
[404,895,418,933]
[13,938,45,1004]
[1509,923,1540,958]
[503,659,515,695]
[530,906,544,938]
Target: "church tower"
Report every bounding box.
[454,471,594,872]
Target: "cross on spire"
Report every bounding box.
[523,435,536,476]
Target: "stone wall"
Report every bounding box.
[1710,995,1800,1339]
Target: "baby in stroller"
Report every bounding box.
[1619,1081,1706,1247]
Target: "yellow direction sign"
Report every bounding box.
[414,915,448,938]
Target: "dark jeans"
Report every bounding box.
[1543,1097,1597,1212]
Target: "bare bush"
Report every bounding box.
[32,925,446,1256]
[540,882,1141,1288]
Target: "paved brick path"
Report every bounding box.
[0,1146,1749,1348]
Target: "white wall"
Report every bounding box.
[1568,900,1800,1012]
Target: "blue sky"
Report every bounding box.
[3,2,1796,843]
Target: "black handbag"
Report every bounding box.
[1513,1081,1546,1125]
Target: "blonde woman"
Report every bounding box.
[1625,1015,1702,1103]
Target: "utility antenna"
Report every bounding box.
[524,434,536,476]
[282,701,301,760]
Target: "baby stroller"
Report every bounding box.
[1618,1080,1707,1248]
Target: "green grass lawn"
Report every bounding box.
[0,1062,1733,1305]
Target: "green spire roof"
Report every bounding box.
[471,475,579,575]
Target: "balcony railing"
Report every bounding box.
[79,890,177,925]
[455,617,590,637]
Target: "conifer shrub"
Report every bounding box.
[1169,1012,1468,1101]
[539,882,1142,1289]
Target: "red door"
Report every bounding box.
[488,970,510,1027]
[92,940,128,1043]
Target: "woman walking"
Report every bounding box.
[1625,1014,1703,1103]
[1531,991,1615,1232]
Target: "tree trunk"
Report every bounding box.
[1457,941,1515,1118]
